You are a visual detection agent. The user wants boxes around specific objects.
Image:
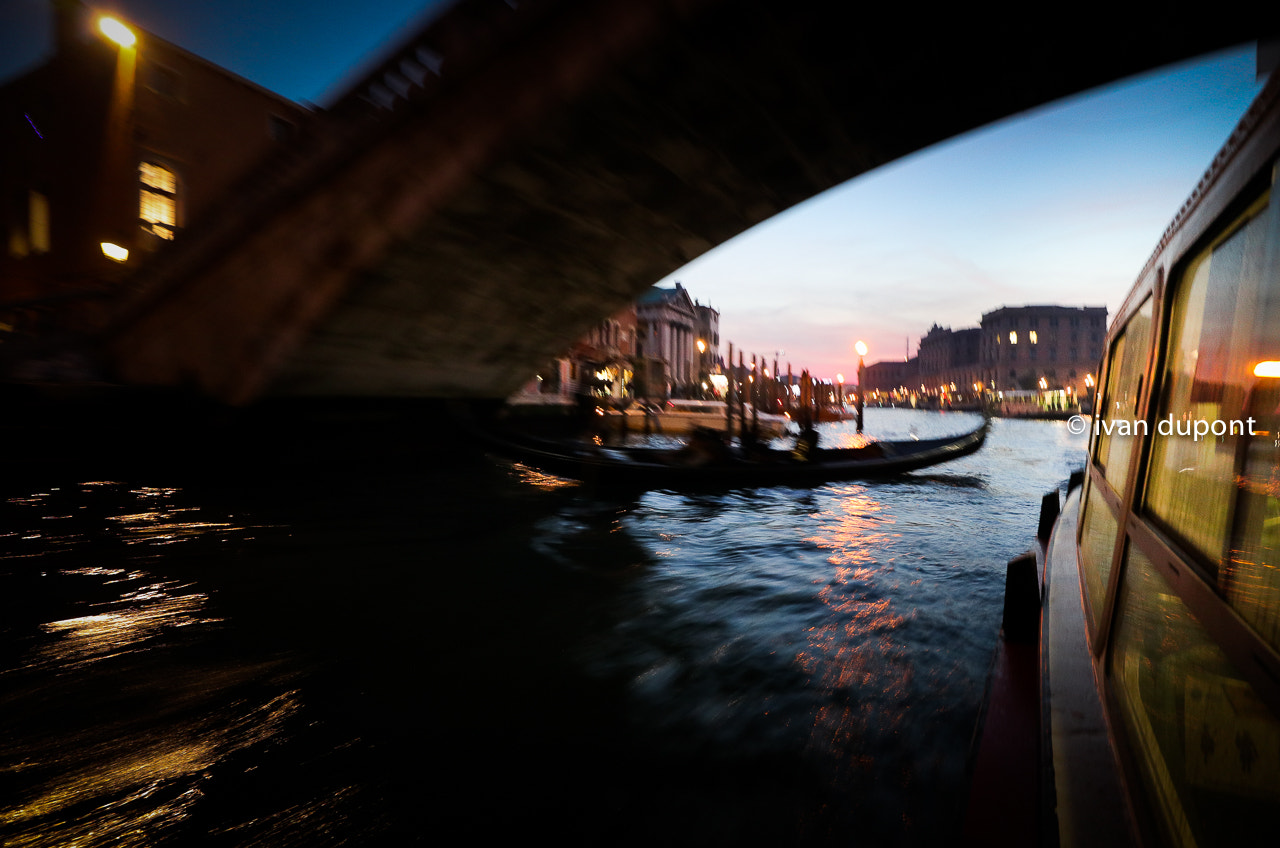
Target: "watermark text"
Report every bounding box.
[1066,414,1257,441]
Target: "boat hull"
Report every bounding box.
[483,419,989,490]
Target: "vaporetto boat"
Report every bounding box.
[1009,62,1280,848]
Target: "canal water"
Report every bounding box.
[1,409,1085,847]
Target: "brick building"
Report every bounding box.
[1,1,311,335]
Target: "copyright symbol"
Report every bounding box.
[1066,415,1088,435]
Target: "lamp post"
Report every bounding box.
[696,338,708,398]
[855,341,868,433]
[96,15,138,272]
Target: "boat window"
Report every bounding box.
[1222,181,1280,653]
[1144,192,1272,575]
[1109,542,1280,847]
[1095,298,1154,494]
[1079,486,1121,631]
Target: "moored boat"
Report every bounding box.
[604,398,794,439]
[988,67,1280,847]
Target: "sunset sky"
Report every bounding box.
[1,1,1267,381]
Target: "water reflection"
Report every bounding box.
[0,411,1089,846]
[31,575,214,671]
[800,487,915,812]
[1,482,303,848]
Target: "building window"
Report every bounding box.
[268,114,296,142]
[29,191,49,253]
[1009,331,1018,345]
[139,162,177,240]
[144,63,183,99]
[1029,330,1038,344]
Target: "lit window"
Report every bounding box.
[1009,331,1018,344]
[29,191,49,253]
[1029,330,1038,344]
[139,162,176,240]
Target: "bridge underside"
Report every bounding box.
[103,0,1258,405]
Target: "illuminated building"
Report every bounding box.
[979,305,1107,397]
[0,1,311,336]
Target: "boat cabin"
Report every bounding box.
[1054,69,1280,846]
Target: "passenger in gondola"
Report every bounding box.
[791,426,819,462]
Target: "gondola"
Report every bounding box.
[481,418,989,490]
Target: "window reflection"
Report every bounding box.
[1223,183,1280,651]
[1145,195,1272,573]
[1079,488,1120,631]
[1096,298,1153,494]
[1228,388,1280,649]
[139,161,177,239]
[1110,543,1280,848]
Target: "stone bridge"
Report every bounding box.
[101,0,1259,405]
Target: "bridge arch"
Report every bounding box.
[102,0,1260,404]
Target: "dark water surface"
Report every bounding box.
[1,410,1085,846]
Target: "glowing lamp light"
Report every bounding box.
[855,341,868,357]
[99,17,137,48]
[100,242,129,262]
[1254,361,1280,378]
[836,373,844,383]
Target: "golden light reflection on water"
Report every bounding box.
[800,486,909,761]
[32,580,216,671]
[1,481,303,847]
[108,508,238,546]
[1,681,302,848]
[509,462,580,491]
[819,431,881,450]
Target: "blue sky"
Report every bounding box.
[1,2,1267,381]
[657,46,1266,378]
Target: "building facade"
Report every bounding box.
[979,305,1107,397]
[635,282,710,397]
[862,357,919,400]
[1,1,311,335]
[917,324,982,400]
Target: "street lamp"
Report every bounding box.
[96,14,138,271]
[696,338,708,398]
[99,17,137,48]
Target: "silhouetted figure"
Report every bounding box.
[791,426,819,461]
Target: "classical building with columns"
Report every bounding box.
[635,282,718,397]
